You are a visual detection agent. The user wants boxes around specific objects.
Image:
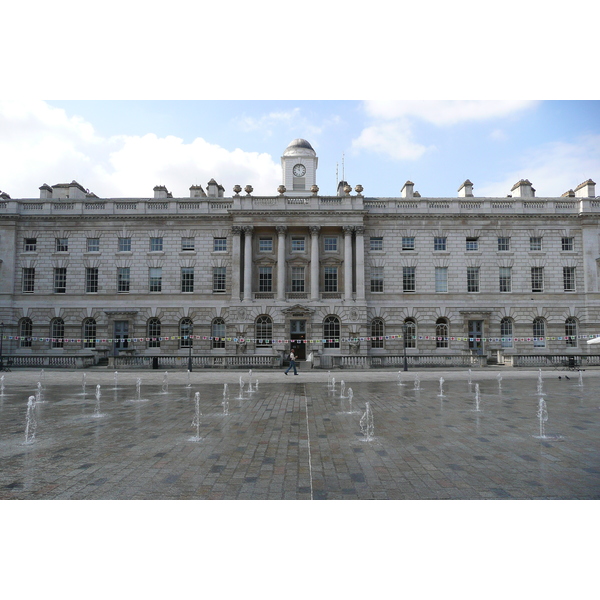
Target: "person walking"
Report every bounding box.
[284,350,298,375]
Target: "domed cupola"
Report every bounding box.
[281,139,318,196]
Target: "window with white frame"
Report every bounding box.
[83,318,96,348]
[291,266,305,292]
[213,267,226,293]
[213,237,227,252]
[565,317,577,347]
[435,267,448,293]
[181,267,194,293]
[54,268,67,293]
[255,315,272,347]
[324,267,338,292]
[323,315,340,348]
[86,267,98,293]
[371,318,384,349]
[531,267,544,292]
[466,237,479,251]
[259,267,273,292]
[150,237,163,252]
[291,237,305,252]
[24,238,37,252]
[436,318,449,348]
[181,237,195,251]
[403,267,415,292]
[434,237,446,251]
[259,237,273,253]
[179,318,193,348]
[530,237,542,251]
[500,317,513,348]
[149,267,162,292]
[497,237,510,251]
[51,318,64,348]
[499,267,512,292]
[117,267,130,293]
[563,267,576,291]
[212,318,226,349]
[402,236,415,251]
[22,268,35,293]
[403,319,416,348]
[147,318,161,348]
[533,317,545,347]
[370,267,384,293]
[87,238,100,252]
[55,238,69,252]
[324,236,338,252]
[561,237,574,251]
[467,267,480,292]
[20,318,33,347]
[370,237,383,251]
[118,237,131,252]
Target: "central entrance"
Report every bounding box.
[290,319,306,360]
[468,320,484,355]
[113,320,129,355]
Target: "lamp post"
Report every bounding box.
[402,323,408,372]
[0,322,5,371]
[187,337,193,373]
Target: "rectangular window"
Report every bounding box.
[434,237,447,251]
[291,266,305,292]
[499,267,512,292]
[24,238,37,252]
[150,237,163,252]
[402,236,415,251]
[324,267,338,292]
[181,237,195,251]
[324,236,338,252]
[213,237,227,252]
[213,267,226,292]
[118,237,131,252]
[435,267,448,293]
[22,267,35,293]
[530,237,542,251]
[55,238,69,252]
[117,267,130,293]
[467,267,480,292]
[466,237,479,251]
[370,267,384,293]
[259,237,273,252]
[370,237,383,251]
[149,267,162,292]
[259,266,272,292]
[54,267,67,293]
[531,267,544,292]
[87,238,100,252]
[291,237,305,252]
[563,267,576,291]
[497,237,510,251]
[403,267,416,292]
[181,267,194,293]
[86,267,98,293]
[561,237,574,251]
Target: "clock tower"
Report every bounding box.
[281,138,318,196]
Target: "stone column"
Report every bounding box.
[231,226,242,301]
[243,226,253,301]
[310,226,320,301]
[276,226,287,301]
[355,225,365,300]
[343,225,354,301]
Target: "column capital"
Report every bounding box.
[309,226,321,235]
[276,225,288,235]
[243,225,254,234]
[354,225,365,235]
[343,225,354,234]
[231,226,243,236]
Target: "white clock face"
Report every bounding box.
[293,164,306,177]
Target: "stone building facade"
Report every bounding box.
[0,138,599,368]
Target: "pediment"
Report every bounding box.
[281,304,315,316]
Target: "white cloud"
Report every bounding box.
[490,128,508,141]
[236,108,303,134]
[363,100,538,126]
[0,101,282,198]
[351,120,432,160]
[478,135,600,197]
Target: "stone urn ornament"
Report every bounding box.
[343,184,352,195]
[233,184,242,195]
[244,185,253,195]
[355,184,363,195]
[311,184,319,195]
[277,185,286,195]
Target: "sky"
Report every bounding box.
[1,99,599,200]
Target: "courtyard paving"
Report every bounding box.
[1,367,599,500]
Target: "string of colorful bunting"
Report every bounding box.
[2,335,600,343]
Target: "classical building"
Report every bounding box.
[1,138,599,369]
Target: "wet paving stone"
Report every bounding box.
[1,369,600,500]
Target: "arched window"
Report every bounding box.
[403,318,416,349]
[51,318,64,348]
[212,318,226,349]
[533,317,545,348]
[500,317,513,348]
[255,315,272,347]
[371,318,384,349]
[435,318,449,348]
[148,318,161,348]
[565,317,577,347]
[19,318,33,348]
[83,318,96,348]
[180,318,193,348]
[323,315,340,349]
